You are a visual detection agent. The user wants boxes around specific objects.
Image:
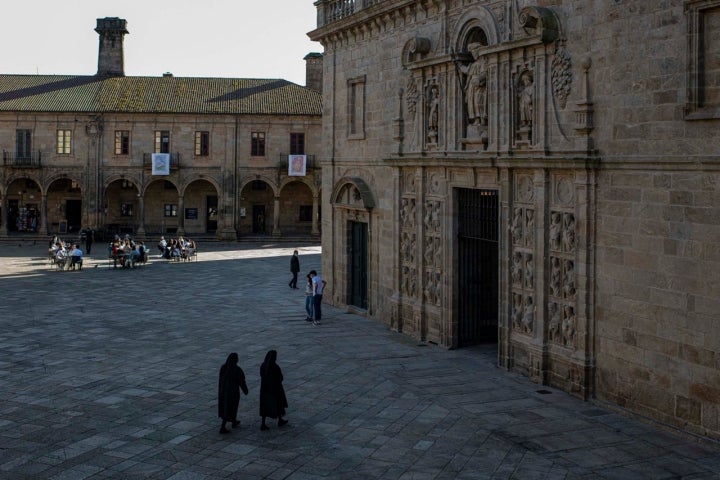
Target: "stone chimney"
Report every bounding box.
[95,17,129,77]
[304,52,323,92]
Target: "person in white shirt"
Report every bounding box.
[310,270,327,325]
[69,244,83,270]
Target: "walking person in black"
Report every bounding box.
[85,229,94,254]
[218,352,249,434]
[259,350,288,430]
[289,250,300,289]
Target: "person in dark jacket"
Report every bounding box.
[259,350,288,430]
[218,352,249,434]
[289,250,300,289]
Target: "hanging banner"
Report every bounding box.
[152,153,170,175]
[288,155,307,176]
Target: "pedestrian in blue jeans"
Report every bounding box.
[304,273,314,322]
[310,270,327,326]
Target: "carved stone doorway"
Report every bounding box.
[457,188,499,346]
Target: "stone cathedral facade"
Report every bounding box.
[309,0,720,439]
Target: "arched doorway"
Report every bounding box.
[183,179,220,234]
[279,180,315,236]
[47,177,83,234]
[6,178,41,233]
[143,179,180,235]
[104,178,140,237]
[239,179,275,235]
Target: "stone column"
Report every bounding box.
[136,195,146,237]
[39,194,48,236]
[272,196,281,236]
[177,196,185,236]
[311,194,320,235]
[0,193,7,237]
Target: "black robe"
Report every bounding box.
[259,363,288,419]
[218,364,249,421]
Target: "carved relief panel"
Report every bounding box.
[399,170,418,299]
[547,174,577,349]
[511,173,535,335]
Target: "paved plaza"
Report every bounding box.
[0,242,719,479]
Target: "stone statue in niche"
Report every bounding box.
[563,259,576,299]
[525,209,535,246]
[511,251,523,287]
[562,305,576,347]
[512,293,523,329]
[424,270,436,304]
[524,253,534,289]
[518,70,534,129]
[522,295,534,334]
[424,237,434,266]
[511,207,523,245]
[433,237,442,267]
[562,213,576,253]
[400,198,410,225]
[550,257,561,297]
[550,211,562,251]
[548,302,561,343]
[459,43,488,127]
[426,83,439,144]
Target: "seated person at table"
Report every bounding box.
[170,239,182,260]
[69,244,83,270]
[183,239,196,258]
[55,245,67,270]
[158,236,168,257]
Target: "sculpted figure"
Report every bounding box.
[548,302,561,343]
[550,212,562,251]
[525,209,535,246]
[511,251,523,287]
[522,295,534,333]
[518,70,534,128]
[562,305,576,347]
[459,43,488,126]
[512,293,523,329]
[511,208,523,245]
[563,259,576,299]
[427,84,439,143]
[524,253,534,289]
[562,213,576,252]
[550,257,561,297]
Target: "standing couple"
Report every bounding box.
[218,350,289,433]
[304,270,326,326]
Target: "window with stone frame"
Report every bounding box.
[57,130,72,154]
[251,132,266,156]
[290,132,305,155]
[347,75,366,139]
[154,130,170,153]
[120,203,134,217]
[195,131,210,156]
[16,129,32,158]
[686,0,720,118]
[115,130,130,155]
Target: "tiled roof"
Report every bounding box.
[0,75,322,116]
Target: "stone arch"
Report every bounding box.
[401,37,432,67]
[143,177,178,196]
[104,174,141,192]
[454,7,500,53]
[6,173,43,195]
[279,176,316,196]
[331,177,376,210]
[179,174,221,198]
[239,175,279,197]
[45,173,83,192]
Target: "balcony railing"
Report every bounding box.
[142,152,180,171]
[3,150,42,167]
[317,0,383,27]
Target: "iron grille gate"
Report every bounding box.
[457,188,499,346]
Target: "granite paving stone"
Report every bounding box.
[0,242,719,479]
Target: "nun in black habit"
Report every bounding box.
[259,349,289,430]
[218,352,249,434]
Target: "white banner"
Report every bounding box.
[288,155,307,176]
[152,153,170,175]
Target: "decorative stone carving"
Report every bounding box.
[525,209,535,246]
[555,177,574,205]
[511,207,523,245]
[427,173,443,195]
[524,253,534,289]
[458,43,488,128]
[400,197,416,228]
[522,295,534,334]
[550,256,561,297]
[548,302,561,343]
[512,251,523,287]
[424,237,434,266]
[563,259,576,299]
[426,82,439,145]
[550,211,562,251]
[405,76,418,117]
[424,200,441,232]
[517,69,534,143]
[552,42,572,109]
[562,305,576,347]
[519,6,560,43]
[402,266,416,297]
[512,293,523,330]
[562,213,576,253]
[516,175,534,202]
